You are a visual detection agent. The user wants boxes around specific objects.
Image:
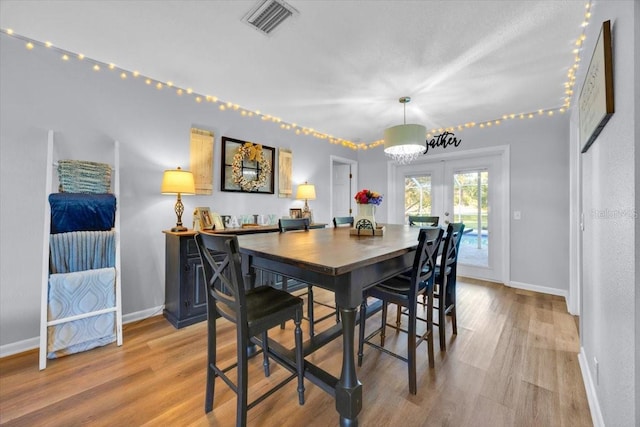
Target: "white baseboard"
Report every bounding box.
[578,347,605,427]
[0,337,40,359]
[508,280,568,304]
[0,305,164,359]
[122,305,164,324]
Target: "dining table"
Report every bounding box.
[236,223,423,426]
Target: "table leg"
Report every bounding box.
[335,306,362,426]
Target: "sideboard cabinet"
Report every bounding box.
[164,232,207,328]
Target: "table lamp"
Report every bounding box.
[161,167,196,231]
[296,181,316,214]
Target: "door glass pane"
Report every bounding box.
[404,175,432,225]
[453,170,488,267]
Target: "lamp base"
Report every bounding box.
[171,225,188,232]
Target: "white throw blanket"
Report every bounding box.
[47,230,117,359]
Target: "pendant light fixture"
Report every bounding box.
[383,96,426,164]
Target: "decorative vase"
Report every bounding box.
[354,203,376,230]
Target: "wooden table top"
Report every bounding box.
[236,224,422,276]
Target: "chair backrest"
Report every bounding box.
[451,223,465,255]
[333,216,354,227]
[408,227,444,297]
[195,233,246,324]
[441,223,465,268]
[408,215,439,227]
[279,218,309,232]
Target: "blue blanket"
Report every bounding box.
[49,193,116,234]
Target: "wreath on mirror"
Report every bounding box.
[231,142,271,191]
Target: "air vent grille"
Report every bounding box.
[244,0,298,35]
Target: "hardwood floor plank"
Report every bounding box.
[0,279,592,427]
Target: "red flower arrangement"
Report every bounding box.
[354,189,383,205]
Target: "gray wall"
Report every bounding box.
[357,114,571,293]
[573,1,637,426]
[0,33,356,348]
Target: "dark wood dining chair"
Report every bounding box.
[195,233,305,427]
[398,222,465,351]
[433,222,465,350]
[278,218,339,336]
[357,227,443,394]
[333,216,354,227]
[408,215,439,227]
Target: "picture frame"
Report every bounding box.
[289,208,302,219]
[194,207,214,230]
[210,212,225,230]
[221,136,275,193]
[579,20,614,153]
[278,148,292,198]
[302,210,313,224]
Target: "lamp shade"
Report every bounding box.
[161,167,196,194]
[383,124,426,155]
[296,182,316,200]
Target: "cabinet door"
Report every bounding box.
[184,255,207,318]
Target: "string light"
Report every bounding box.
[0,4,591,151]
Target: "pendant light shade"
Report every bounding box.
[383,97,426,164]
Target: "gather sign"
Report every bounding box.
[424,131,462,154]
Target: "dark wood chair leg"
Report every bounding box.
[237,334,249,427]
[261,331,270,377]
[395,303,402,328]
[307,285,315,337]
[280,277,289,329]
[380,302,387,347]
[451,305,457,334]
[357,299,368,366]
[427,290,435,368]
[205,309,216,413]
[294,312,305,405]
[408,304,417,395]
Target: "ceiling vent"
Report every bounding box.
[243,0,298,35]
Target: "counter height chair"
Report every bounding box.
[357,227,443,394]
[333,216,354,228]
[278,218,339,337]
[397,222,465,351]
[408,215,440,227]
[195,233,305,427]
[433,222,465,350]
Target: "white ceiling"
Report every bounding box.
[0,0,589,146]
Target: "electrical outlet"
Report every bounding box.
[513,211,521,220]
[594,357,599,385]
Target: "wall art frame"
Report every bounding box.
[221,136,275,193]
[278,148,293,198]
[190,127,214,195]
[579,20,614,153]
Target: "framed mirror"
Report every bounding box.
[221,136,275,194]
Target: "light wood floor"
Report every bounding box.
[0,279,592,426]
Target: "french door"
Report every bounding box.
[393,153,506,282]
